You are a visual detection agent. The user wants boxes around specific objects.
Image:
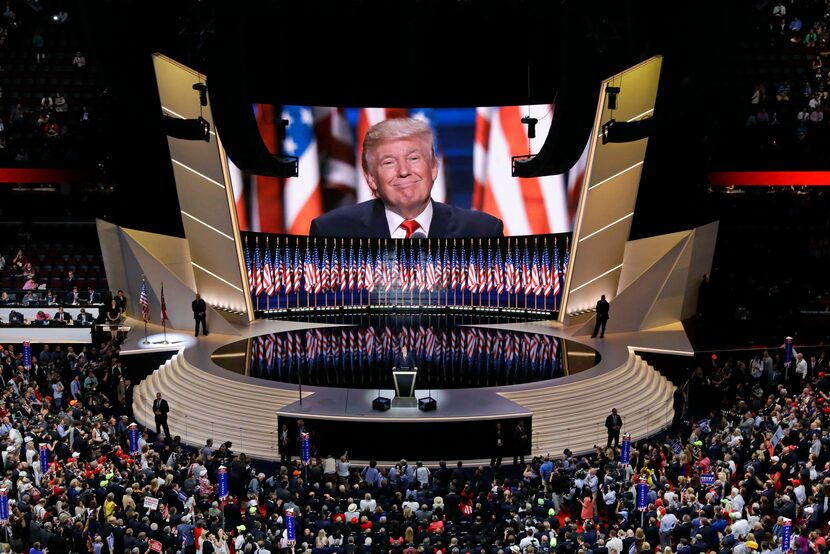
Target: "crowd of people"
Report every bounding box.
[0,0,97,164]
[0,326,825,554]
[740,1,830,165]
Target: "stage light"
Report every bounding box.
[601,117,652,144]
[162,114,211,142]
[606,85,620,110]
[192,83,208,106]
[521,115,538,139]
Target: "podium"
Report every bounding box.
[393,369,417,397]
[391,368,417,408]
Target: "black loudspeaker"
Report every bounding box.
[418,397,437,412]
[372,397,391,411]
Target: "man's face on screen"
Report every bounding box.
[366,137,438,219]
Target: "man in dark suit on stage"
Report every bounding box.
[152,392,171,440]
[192,293,208,337]
[393,345,417,369]
[310,118,503,239]
[591,294,610,338]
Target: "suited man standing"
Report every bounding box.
[310,118,503,238]
[152,392,170,440]
[591,294,610,338]
[605,408,622,449]
[192,293,208,337]
[393,345,417,369]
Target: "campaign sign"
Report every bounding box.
[0,488,7,522]
[128,423,139,455]
[784,337,794,365]
[218,465,228,500]
[637,478,648,511]
[23,341,32,370]
[285,508,296,543]
[782,518,792,551]
[149,540,163,552]
[301,432,310,466]
[143,497,160,511]
[700,473,716,486]
[621,434,631,465]
[39,444,48,476]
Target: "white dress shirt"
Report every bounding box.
[386,203,433,238]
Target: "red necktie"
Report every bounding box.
[399,220,421,238]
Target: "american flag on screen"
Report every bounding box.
[281,106,324,235]
[473,105,584,236]
[139,279,150,322]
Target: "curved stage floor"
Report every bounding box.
[212,314,599,389]
[123,310,689,463]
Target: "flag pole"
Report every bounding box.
[161,282,168,344]
[324,238,328,309]
[141,274,149,345]
[266,236,271,312]
[544,235,549,312]
[553,236,558,313]
[524,237,529,311]
[255,236,260,312]
[453,239,457,307]
[535,236,539,312]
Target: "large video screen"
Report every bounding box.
[229,106,588,237]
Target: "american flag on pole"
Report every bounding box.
[244,242,254,294]
[139,280,150,322]
[160,283,169,324]
[263,244,275,296]
[253,244,264,296]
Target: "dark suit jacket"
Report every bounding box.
[309,199,504,238]
[596,299,610,321]
[394,351,416,369]
[153,399,169,416]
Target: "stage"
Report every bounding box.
[125,309,686,463]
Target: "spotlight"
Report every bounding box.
[606,86,620,110]
[601,117,652,144]
[520,116,538,139]
[162,114,211,142]
[192,83,208,106]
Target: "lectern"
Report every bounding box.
[393,369,417,398]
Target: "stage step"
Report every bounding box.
[134,347,675,463]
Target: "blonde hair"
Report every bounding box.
[361,118,436,173]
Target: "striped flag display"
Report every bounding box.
[139,280,150,322]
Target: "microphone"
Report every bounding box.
[410,230,427,239]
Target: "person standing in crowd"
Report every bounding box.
[192,292,208,337]
[114,289,127,314]
[491,422,505,468]
[513,420,528,466]
[591,294,610,338]
[153,392,171,440]
[605,408,622,449]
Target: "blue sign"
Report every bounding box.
[781,518,792,551]
[636,479,648,511]
[771,426,785,448]
[23,341,31,370]
[218,465,228,500]
[39,444,48,476]
[285,508,296,543]
[700,473,715,486]
[621,435,631,465]
[301,432,310,466]
[128,423,139,455]
[0,488,8,522]
[784,337,794,365]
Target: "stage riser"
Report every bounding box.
[133,348,673,462]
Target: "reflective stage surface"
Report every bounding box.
[212,314,598,389]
